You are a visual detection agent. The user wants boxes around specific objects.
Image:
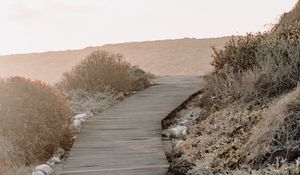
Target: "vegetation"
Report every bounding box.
[239,86,300,168]
[0,50,150,174]
[60,50,133,93]
[209,2,300,169]
[170,1,300,174]
[0,77,73,166]
[205,20,300,112]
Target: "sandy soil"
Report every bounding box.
[0,37,229,83]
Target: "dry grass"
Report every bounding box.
[171,1,300,174]
[201,18,300,114]
[0,77,73,165]
[67,89,117,114]
[276,0,300,28]
[60,50,133,93]
[239,86,300,168]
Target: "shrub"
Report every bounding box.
[238,86,300,168]
[187,1,300,173]
[211,34,264,74]
[61,50,133,93]
[0,77,73,165]
[276,1,300,28]
[0,137,24,165]
[0,137,32,175]
[203,19,300,112]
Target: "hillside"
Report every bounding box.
[0,37,229,83]
[164,1,300,174]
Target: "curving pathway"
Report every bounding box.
[57,76,202,175]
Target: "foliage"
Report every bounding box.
[60,50,133,93]
[0,77,73,165]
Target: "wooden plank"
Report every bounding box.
[56,76,202,175]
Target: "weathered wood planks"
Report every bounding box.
[57,76,202,175]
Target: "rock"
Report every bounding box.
[46,160,55,167]
[73,119,81,129]
[170,126,188,138]
[73,112,93,130]
[162,126,188,138]
[53,147,65,158]
[32,171,45,175]
[129,66,151,91]
[179,119,192,127]
[34,164,54,175]
[51,156,61,163]
[47,156,61,165]
[75,113,88,122]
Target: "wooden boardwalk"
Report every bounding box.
[57,76,201,175]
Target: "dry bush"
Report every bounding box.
[202,19,300,113]
[0,77,73,165]
[180,1,300,173]
[238,86,300,168]
[60,50,133,93]
[276,0,300,28]
[0,137,24,165]
[211,34,264,73]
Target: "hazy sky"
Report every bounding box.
[0,0,297,55]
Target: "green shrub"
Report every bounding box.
[0,77,73,165]
[61,50,133,93]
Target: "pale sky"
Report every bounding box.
[0,0,297,55]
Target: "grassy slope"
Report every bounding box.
[0,37,229,83]
[169,2,300,175]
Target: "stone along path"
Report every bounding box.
[57,76,202,175]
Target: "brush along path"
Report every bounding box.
[57,76,202,175]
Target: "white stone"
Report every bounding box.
[53,147,65,158]
[46,160,55,167]
[73,119,81,128]
[32,171,45,175]
[75,113,87,121]
[50,156,61,163]
[170,126,188,138]
[35,164,54,175]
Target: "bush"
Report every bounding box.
[61,50,133,93]
[203,19,300,113]
[238,86,300,168]
[211,34,264,74]
[276,1,300,28]
[194,1,300,171]
[0,77,73,165]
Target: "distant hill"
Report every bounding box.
[0,37,230,83]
